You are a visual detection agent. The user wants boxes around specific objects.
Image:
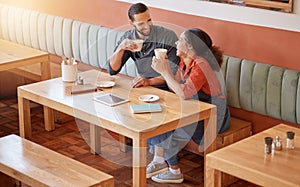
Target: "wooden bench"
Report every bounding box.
[0,134,114,187]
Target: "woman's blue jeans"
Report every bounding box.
[147,108,230,166]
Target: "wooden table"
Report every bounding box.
[0,134,114,187]
[18,69,217,187]
[0,39,50,81]
[206,123,300,187]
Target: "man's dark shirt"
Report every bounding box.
[108,25,180,79]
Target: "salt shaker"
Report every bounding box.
[264,137,273,154]
[273,136,282,151]
[286,131,295,149]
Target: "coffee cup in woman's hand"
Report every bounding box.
[154,48,167,59]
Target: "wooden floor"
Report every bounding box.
[0,97,258,187]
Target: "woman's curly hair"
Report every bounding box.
[184,28,223,71]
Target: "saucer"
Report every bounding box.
[138,94,159,102]
[96,81,116,88]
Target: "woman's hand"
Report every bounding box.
[152,56,185,98]
[151,56,172,75]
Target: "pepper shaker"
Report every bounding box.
[264,137,273,154]
[286,131,295,149]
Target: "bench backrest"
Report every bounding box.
[0,4,138,76]
[1,4,299,125]
[221,56,300,125]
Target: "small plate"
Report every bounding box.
[97,81,116,88]
[139,94,159,102]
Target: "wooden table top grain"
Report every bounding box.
[0,39,50,80]
[206,123,300,187]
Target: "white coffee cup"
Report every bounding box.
[61,62,77,82]
[133,39,144,52]
[154,48,167,59]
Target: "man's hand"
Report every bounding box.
[131,76,150,88]
[119,39,139,52]
[109,39,139,73]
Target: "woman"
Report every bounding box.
[146,28,230,184]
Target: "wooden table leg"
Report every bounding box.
[90,124,101,154]
[205,158,222,187]
[203,107,217,186]
[203,107,217,153]
[40,58,51,80]
[18,96,31,139]
[132,137,147,187]
[119,135,127,152]
[44,106,55,131]
[119,135,132,152]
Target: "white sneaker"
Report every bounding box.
[146,161,168,178]
[151,170,184,184]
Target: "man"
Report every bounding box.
[107,3,180,89]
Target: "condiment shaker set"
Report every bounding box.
[62,56,76,65]
[61,56,78,82]
[264,131,295,154]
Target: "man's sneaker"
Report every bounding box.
[151,170,184,184]
[146,161,168,178]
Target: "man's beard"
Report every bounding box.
[135,25,151,37]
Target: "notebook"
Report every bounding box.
[65,84,98,95]
[130,103,162,114]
